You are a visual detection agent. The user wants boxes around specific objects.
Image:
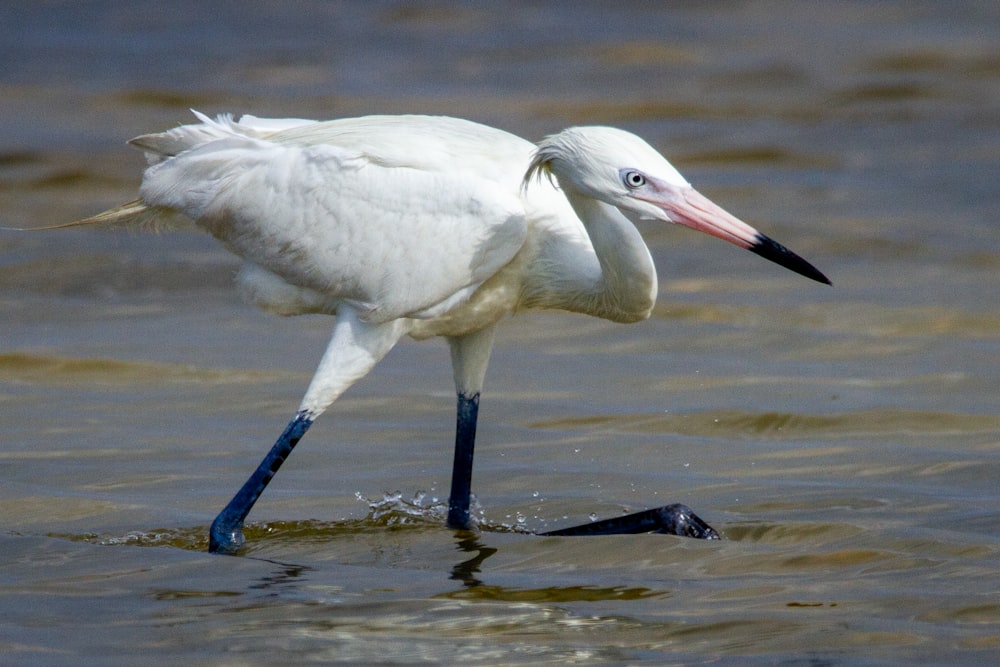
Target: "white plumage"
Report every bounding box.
[135,114,578,326]
[67,111,829,552]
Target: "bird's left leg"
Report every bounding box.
[445,326,496,530]
[209,307,410,554]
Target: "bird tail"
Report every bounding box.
[4,199,186,232]
[128,109,315,164]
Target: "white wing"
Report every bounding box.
[134,114,533,323]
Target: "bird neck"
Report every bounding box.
[563,190,658,323]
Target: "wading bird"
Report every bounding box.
[62,112,829,553]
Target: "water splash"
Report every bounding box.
[355,490,448,527]
[354,491,535,534]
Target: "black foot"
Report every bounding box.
[209,515,246,555]
[538,503,720,539]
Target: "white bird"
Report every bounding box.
[63,112,829,553]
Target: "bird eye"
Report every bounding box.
[622,170,646,188]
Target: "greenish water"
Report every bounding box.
[2,1,999,664]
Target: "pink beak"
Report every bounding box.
[639,185,831,285]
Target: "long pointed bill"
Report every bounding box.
[643,186,831,285]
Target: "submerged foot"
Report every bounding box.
[206,412,314,555]
[538,503,720,539]
[209,515,247,554]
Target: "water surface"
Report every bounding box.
[2,1,999,664]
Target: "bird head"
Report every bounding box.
[525,126,830,285]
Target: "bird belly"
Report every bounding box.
[407,252,528,339]
[236,255,520,339]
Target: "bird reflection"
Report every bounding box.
[449,532,498,588]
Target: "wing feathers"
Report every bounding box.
[35,112,537,322]
[131,113,530,322]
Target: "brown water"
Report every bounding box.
[2,1,999,664]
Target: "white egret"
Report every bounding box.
[62,112,829,553]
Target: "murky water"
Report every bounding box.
[2,1,999,664]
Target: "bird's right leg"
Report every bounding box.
[441,325,718,540]
[445,326,496,530]
[209,307,409,554]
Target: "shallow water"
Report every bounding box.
[2,1,999,664]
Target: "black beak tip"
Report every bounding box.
[749,234,831,286]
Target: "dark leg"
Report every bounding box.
[446,392,479,530]
[539,503,719,539]
[441,389,717,540]
[209,411,313,554]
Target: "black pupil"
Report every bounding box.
[629,173,642,186]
